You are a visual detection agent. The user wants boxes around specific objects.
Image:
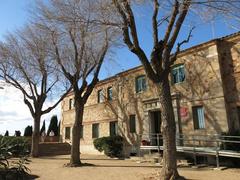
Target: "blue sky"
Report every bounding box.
[0,1,238,135]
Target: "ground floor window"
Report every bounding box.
[110,121,118,136]
[192,106,205,129]
[65,127,71,139]
[92,123,99,138]
[129,115,136,133]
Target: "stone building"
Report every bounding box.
[60,32,240,155]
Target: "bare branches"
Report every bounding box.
[167,0,191,50]
[170,26,195,64]
[163,0,180,46]
[0,24,71,120]
[152,0,159,46]
[113,0,159,82]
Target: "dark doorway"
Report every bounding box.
[150,111,162,146]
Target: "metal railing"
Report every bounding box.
[138,133,240,167]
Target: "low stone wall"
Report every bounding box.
[40,136,60,143]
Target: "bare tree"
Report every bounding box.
[0,25,71,157]
[110,0,240,179]
[35,0,118,166]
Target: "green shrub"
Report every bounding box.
[0,137,30,180]
[0,136,30,156]
[93,136,123,157]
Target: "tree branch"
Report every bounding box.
[152,0,159,46]
[170,26,195,65]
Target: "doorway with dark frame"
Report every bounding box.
[150,110,162,146]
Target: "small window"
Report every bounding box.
[107,87,113,101]
[69,98,74,110]
[65,127,71,139]
[97,89,104,103]
[110,121,118,136]
[92,123,99,138]
[136,75,147,93]
[80,125,83,139]
[171,64,185,84]
[129,115,136,133]
[192,106,205,129]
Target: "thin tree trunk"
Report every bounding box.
[70,98,84,166]
[31,116,41,157]
[158,77,182,180]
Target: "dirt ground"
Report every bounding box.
[27,155,240,180]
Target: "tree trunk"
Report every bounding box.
[158,77,182,180]
[31,116,41,157]
[70,99,84,166]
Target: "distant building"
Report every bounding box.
[60,32,240,155]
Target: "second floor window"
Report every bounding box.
[107,87,113,101]
[97,89,104,103]
[69,98,74,110]
[171,64,185,84]
[136,75,147,93]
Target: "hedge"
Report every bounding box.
[93,135,124,157]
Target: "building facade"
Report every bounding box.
[60,32,240,155]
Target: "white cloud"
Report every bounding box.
[0,84,61,136]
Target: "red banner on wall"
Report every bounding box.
[180,107,188,117]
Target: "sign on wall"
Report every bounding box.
[180,107,188,117]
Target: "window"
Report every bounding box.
[110,121,118,136]
[97,89,104,103]
[107,87,113,101]
[69,98,74,110]
[136,75,147,93]
[171,64,185,84]
[65,127,71,139]
[129,115,136,133]
[80,125,83,139]
[192,106,205,129]
[92,123,99,138]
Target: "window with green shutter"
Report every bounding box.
[135,75,147,93]
[107,87,113,101]
[192,106,205,129]
[171,64,185,84]
[97,89,104,103]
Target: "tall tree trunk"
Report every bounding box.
[158,77,181,180]
[70,98,84,166]
[31,116,41,157]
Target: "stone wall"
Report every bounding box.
[60,33,240,155]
